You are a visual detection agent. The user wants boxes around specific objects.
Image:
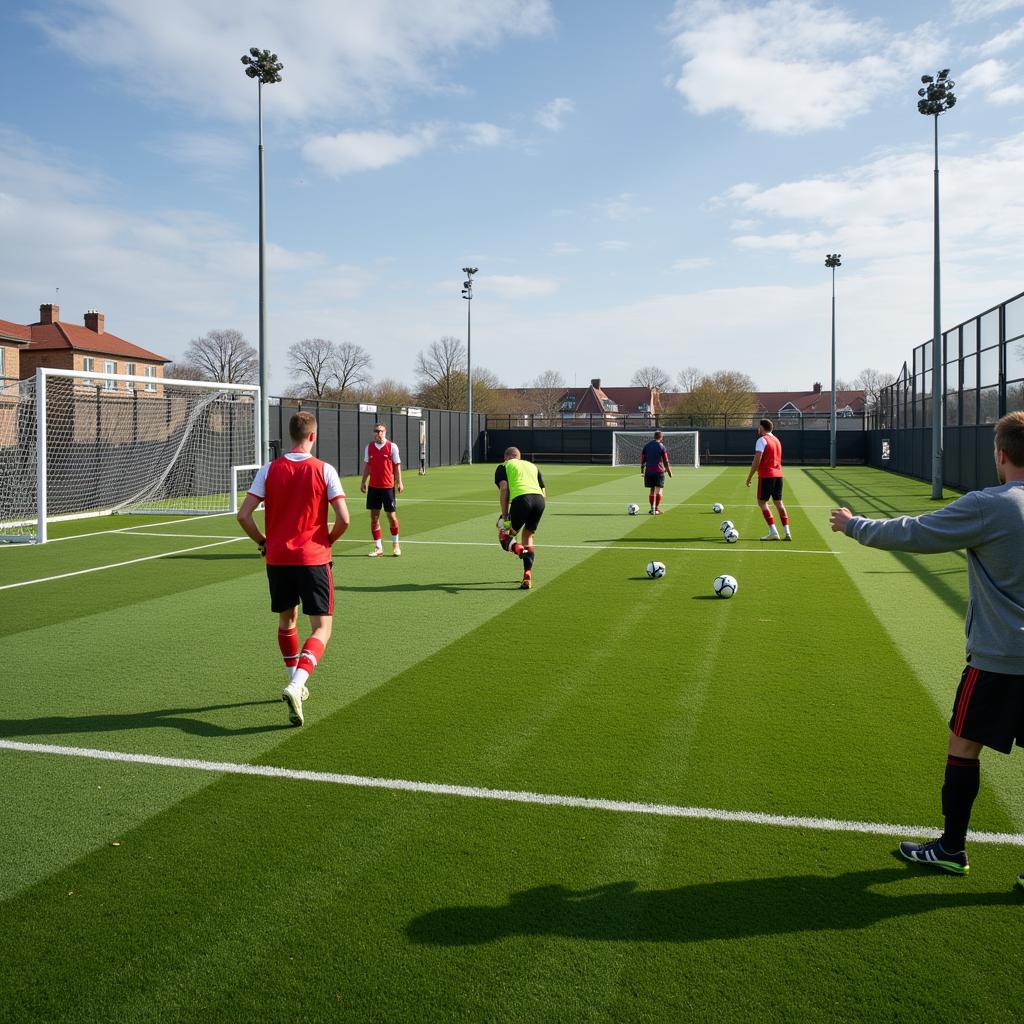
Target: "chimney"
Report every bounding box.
[84,309,105,334]
[812,381,822,393]
[590,378,601,389]
[39,303,59,324]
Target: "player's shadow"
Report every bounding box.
[407,868,1019,947]
[0,700,291,739]
[333,581,511,594]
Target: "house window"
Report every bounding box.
[601,399,618,412]
[103,360,117,390]
[83,356,95,387]
[145,365,157,392]
[560,397,576,412]
[125,363,136,390]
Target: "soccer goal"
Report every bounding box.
[0,368,260,543]
[611,430,700,468]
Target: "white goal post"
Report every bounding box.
[0,368,260,544]
[611,430,700,469]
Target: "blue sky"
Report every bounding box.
[2,0,1024,393]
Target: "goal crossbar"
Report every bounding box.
[611,430,700,469]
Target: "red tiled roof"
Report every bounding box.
[24,321,169,363]
[662,389,866,414]
[0,319,32,344]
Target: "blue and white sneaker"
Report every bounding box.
[899,839,969,875]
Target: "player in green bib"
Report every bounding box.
[494,446,546,589]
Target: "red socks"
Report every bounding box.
[372,525,382,542]
[277,628,299,676]
[655,494,662,510]
[762,509,775,526]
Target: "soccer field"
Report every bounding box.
[1,463,1021,1023]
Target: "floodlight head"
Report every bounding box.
[462,266,478,276]
[825,253,842,268]
[921,74,934,84]
[917,68,956,116]
[241,47,284,85]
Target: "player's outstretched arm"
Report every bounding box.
[329,496,350,544]
[745,452,761,486]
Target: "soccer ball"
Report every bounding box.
[712,503,724,513]
[714,574,738,598]
[719,520,734,534]
[724,527,740,543]
[628,503,640,515]
[646,560,666,578]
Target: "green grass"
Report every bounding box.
[0,464,1021,1023]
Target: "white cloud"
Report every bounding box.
[960,58,1024,103]
[972,16,1024,54]
[668,0,944,134]
[551,241,581,255]
[599,240,630,251]
[302,127,439,175]
[483,274,559,298]
[462,122,511,147]
[671,257,712,270]
[31,0,555,122]
[535,97,575,131]
[597,192,651,221]
[952,0,1024,24]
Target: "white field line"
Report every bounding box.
[112,531,242,540]
[0,538,244,591]
[1,739,1020,847]
[0,511,239,548]
[103,534,837,557]
[399,498,847,509]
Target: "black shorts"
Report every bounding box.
[644,472,666,489]
[509,493,545,533]
[366,486,397,512]
[267,563,335,616]
[758,477,784,502]
[949,666,1024,754]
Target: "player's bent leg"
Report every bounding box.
[277,608,301,685]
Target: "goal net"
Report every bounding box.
[0,369,260,543]
[611,430,700,469]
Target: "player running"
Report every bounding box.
[746,418,791,541]
[495,446,546,590]
[237,411,349,726]
[640,430,673,514]
[831,411,1024,889]
[360,423,404,557]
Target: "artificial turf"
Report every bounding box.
[0,464,1021,1023]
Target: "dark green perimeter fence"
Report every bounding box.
[270,398,485,477]
[485,415,866,466]
[867,286,1024,493]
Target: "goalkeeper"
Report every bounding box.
[494,447,546,590]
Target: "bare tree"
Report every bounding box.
[415,336,466,410]
[333,341,373,395]
[530,369,566,390]
[471,366,506,414]
[851,367,896,412]
[676,366,703,393]
[181,329,258,383]
[287,337,337,399]
[523,369,568,420]
[164,361,206,381]
[373,378,415,407]
[631,365,671,391]
[676,370,757,424]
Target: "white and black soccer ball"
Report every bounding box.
[719,520,734,534]
[724,527,740,544]
[712,502,724,513]
[628,503,640,515]
[714,574,738,598]
[646,560,667,579]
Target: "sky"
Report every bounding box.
[2,0,1024,395]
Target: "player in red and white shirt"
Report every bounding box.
[360,423,404,557]
[745,417,791,541]
[237,411,349,725]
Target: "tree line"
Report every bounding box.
[167,331,893,418]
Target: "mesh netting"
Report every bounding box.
[611,431,700,468]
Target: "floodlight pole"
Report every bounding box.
[242,47,283,462]
[918,69,956,500]
[461,267,478,464]
[826,254,841,468]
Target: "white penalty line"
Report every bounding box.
[1,739,1021,848]
[334,538,837,556]
[0,537,244,591]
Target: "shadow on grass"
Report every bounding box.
[0,700,291,739]
[334,581,513,594]
[407,868,1019,946]
[804,467,968,619]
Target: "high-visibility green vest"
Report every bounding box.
[504,459,543,500]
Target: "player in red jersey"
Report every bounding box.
[360,423,404,556]
[237,411,349,726]
[745,417,791,541]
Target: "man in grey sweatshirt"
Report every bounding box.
[831,411,1024,889]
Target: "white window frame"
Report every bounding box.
[124,362,136,390]
[0,346,5,380]
[82,356,95,387]
[144,365,157,392]
[103,360,117,390]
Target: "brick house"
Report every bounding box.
[15,304,169,392]
[0,319,32,385]
[493,378,660,422]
